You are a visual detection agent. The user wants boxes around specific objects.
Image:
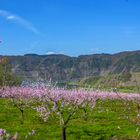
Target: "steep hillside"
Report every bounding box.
[0,50,139,83]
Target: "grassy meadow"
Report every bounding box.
[0,98,139,140]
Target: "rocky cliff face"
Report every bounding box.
[2,50,140,82]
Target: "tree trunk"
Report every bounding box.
[61,127,66,140]
[20,109,24,124]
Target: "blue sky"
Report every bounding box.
[0,0,140,56]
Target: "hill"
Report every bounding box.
[0,50,140,89]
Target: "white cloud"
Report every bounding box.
[46,51,65,55]
[46,51,55,55]
[0,10,39,34]
[7,15,15,20]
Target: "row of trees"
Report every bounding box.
[1,87,140,140]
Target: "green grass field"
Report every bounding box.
[0,98,139,140]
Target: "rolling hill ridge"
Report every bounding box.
[1,50,139,86]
